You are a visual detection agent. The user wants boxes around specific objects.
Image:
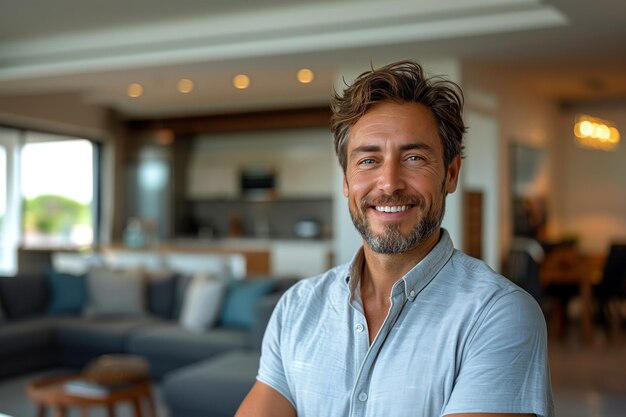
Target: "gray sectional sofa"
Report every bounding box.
[0,269,294,417]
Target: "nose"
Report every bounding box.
[377,159,406,195]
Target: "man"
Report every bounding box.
[236,60,554,417]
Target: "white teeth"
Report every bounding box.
[375,205,410,213]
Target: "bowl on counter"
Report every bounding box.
[293,219,321,239]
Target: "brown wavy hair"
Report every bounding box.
[330,60,466,172]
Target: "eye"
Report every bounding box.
[406,155,425,162]
[358,158,376,166]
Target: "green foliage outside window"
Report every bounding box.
[23,194,90,235]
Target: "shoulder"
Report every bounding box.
[447,250,535,299]
[275,263,349,315]
[438,250,544,326]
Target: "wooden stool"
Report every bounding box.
[27,373,156,417]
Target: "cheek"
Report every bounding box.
[345,172,372,197]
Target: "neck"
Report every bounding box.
[360,228,441,302]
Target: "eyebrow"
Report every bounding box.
[350,143,435,158]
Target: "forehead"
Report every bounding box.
[347,101,442,153]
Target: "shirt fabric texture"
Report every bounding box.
[258,229,554,417]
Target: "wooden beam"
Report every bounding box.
[126,106,331,135]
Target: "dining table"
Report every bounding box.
[540,246,604,345]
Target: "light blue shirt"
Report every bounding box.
[258,230,554,417]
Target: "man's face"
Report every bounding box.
[343,101,461,254]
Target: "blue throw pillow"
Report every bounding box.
[46,269,88,315]
[147,273,179,320]
[220,279,276,329]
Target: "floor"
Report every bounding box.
[0,330,624,417]
[549,328,626,417]
[0,369,170,417]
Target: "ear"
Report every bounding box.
[343,175,349,197]
[445,155,462,194]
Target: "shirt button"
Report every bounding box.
[409,290,416,298]
[358,392,368,402]
[355,324,364,332]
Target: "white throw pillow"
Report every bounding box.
[179,272,226,332]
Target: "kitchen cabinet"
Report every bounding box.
[187,161,239,199]
[187,129,334,200]
[277,157,334,198]
[270,240,332,278]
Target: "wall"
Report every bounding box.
[464,108,500,270]
[0,92,108,138]
[555,103,626,253]
[464,65,560,266]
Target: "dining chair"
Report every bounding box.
[505,236,545,304]
[595,243,626,336]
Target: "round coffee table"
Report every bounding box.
[27,373,156,417]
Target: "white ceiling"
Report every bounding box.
[0,0,625,118]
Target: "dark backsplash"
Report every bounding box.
[185,198,333,239]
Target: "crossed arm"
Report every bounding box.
[235,381,296,417]
[235,381,535,417]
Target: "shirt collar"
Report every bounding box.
[344,229,455,302]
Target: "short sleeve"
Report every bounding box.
[442,291,554,417]
[256,292,296,408]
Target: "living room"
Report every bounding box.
[0,1,625,416]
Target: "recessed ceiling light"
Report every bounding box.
[297,68,314,84]
[177,78,194,94]
[233,74,250,89]
[127,83,144,98]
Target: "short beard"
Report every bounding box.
[350,194,445,255]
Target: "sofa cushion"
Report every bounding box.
[84,268,146,317]
[179,273,226,332]
[163,351,260,417]
[128,324,249,370]
[146,272,178,320]
[173,273,193,319]
[0,275,49,319]
[46,269,88,315]
[0,317,58,355]
[220,279,276,329]
[55,316,158,353]
[0,316,63,377]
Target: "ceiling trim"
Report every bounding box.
[0,0,566,82]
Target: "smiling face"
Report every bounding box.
[343,101,461,254]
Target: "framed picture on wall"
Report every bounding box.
[509,143,548,240]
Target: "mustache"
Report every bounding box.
[360,194,425,209]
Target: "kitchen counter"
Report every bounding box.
[105,237,334,277]
[172,237,333,250]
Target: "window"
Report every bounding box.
[0,127,20,275]
[0,146,7,268]
[0,127,100,275]
[20,133,95,248]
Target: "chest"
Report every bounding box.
[282,298,465,417]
